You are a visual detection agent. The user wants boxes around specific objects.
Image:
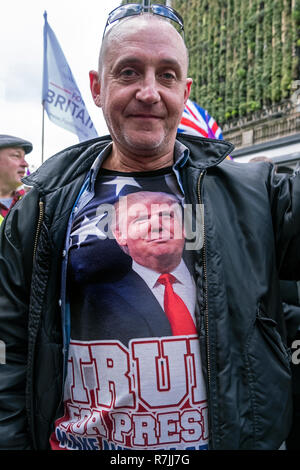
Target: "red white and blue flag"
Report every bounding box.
[178,99,223,139]
[178,100,233,160]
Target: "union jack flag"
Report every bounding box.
[178,99,233,160]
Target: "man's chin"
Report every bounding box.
[123,132,166,155]
[140,252,182,273]
[144,246,182,263]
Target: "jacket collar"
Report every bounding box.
[23,134,234,194]
[23,136,111,194]
[176,133,234,169]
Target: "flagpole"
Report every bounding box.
[143,0,150,10]
[41,100,45,164]
[41,11,47,166]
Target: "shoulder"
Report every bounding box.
[213,158,276,191]
[23,136,112,193]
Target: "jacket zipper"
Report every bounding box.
[197,169,213,448]
[29,199,45,448]
[33,201,44,261]
[197,170,210,385]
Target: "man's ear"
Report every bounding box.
[184,78,193,105]
[89,70,101,107]
[112,227,128,248]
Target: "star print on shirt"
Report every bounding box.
[70,213,107,247]
[103,176,142,196]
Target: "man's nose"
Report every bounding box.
[20,156,29,167]
[135,73,161,104]
[149,214,163,233]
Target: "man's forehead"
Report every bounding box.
[0,147,25,154]
[101,15,187,65]
[107,14,182,39]
[121,191,180,205]
[129,201,178,212]
[120,200,182,221]
[113,54,183,70]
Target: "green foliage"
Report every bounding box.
[172,0,297,126]
[119,0,298,125]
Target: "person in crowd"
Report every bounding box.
[249,155,295,175]
[248,155,272,163]
[0,134,32,225]
[0,5,300,450]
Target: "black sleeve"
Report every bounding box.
[270,169,300,280]
[0,189,39,449]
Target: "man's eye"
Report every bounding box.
[133,216,148,224]
[161,72,176,81]
[161,212,173,218]
[120,69,137,78]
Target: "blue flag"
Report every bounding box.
[42,12,98,142]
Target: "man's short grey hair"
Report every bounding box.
[98,13,189,76]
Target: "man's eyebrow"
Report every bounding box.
[112,57,141,71]
[113,56,182,69]
[158,58,182,69]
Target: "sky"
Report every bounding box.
[0,0,121,171]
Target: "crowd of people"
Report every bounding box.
[0,3,300,451]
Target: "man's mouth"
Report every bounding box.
[147,237,173,243]
[130,114,162,119]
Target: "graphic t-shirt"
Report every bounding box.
[50,167,208,451]
[0,198,13,209]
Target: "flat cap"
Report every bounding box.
[0,134,33,154]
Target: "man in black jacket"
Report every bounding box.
[0,5,300,451]
[0,134,32,225]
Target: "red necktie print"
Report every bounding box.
[158,273,197,336]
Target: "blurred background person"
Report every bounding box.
[0,134,32,225]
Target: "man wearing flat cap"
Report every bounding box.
[0,134,32,225]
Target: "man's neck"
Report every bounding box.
[133,258,185,281]
[102,145,174,172]
[133,255,183,275]
[0,186,16,198]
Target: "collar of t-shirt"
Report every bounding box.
[132,259,196,321]
[72,140,190,216]
[87,140,189,197]
[0,198,13,209]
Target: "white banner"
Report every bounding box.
[42,11,98,142]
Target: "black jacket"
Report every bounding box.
[0,134,299,450]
